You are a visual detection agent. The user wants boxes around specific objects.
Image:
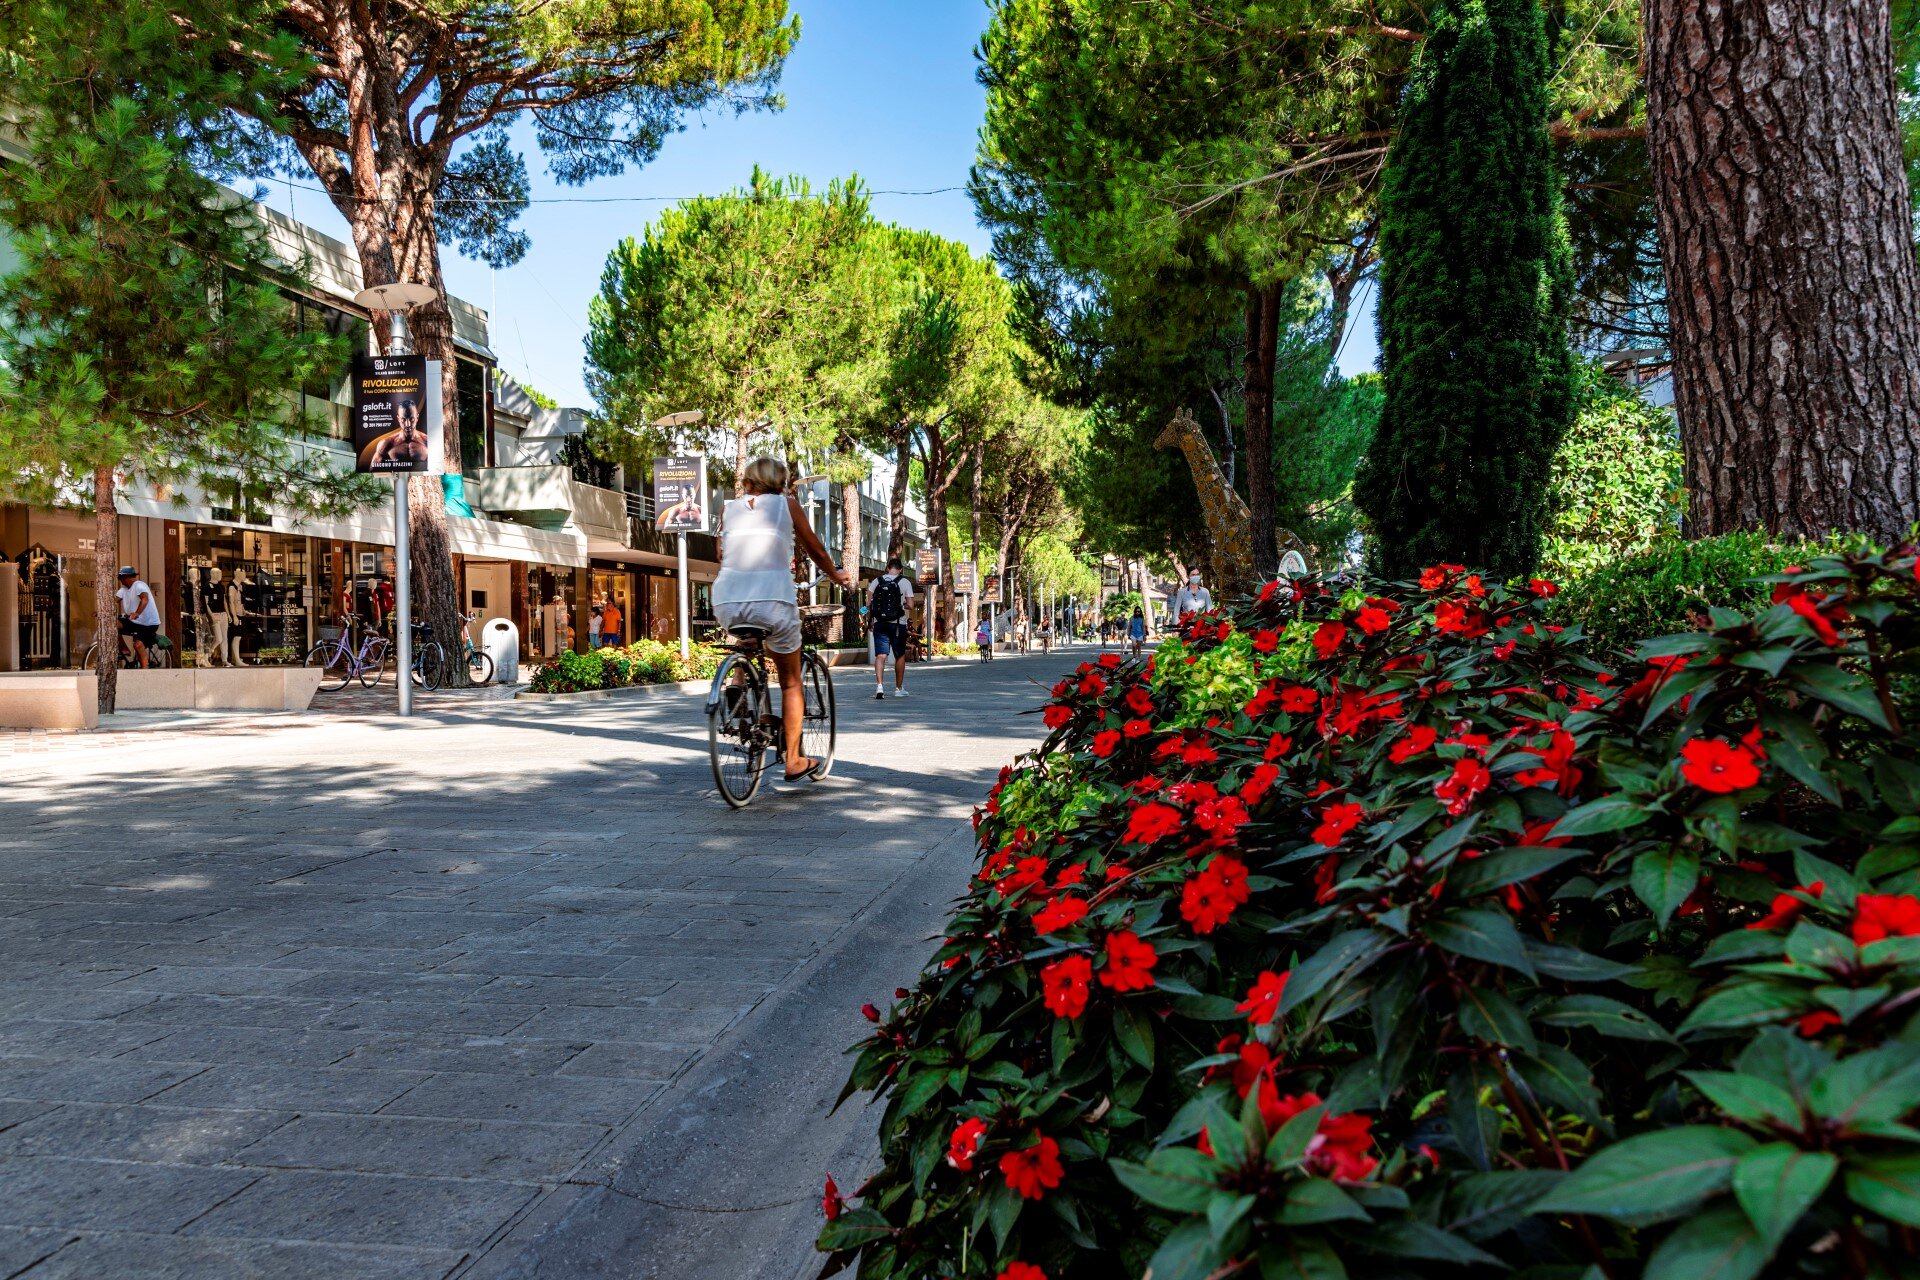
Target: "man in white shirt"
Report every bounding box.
[1169,571,1214,621]
[115,565,161,668]
[867,557,914,699]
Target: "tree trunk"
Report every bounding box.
[887,428,911,563]
[93,467,118,714]
[1243,282,1281,579]
[839,446,863,635]
[1645,0,1920,538]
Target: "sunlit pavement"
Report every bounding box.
[0,648,1101,1279]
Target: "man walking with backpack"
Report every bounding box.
[868,556,913,699]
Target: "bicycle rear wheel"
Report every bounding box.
[305,641,351,692]
[707,653,767,808]
[467,648,494,684]
[359,638,389,689]
[800,650,836,779]
[413,640,446,690]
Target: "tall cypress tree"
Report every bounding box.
[1355,0,1574,579]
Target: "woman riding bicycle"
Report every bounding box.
[714,456,852,782]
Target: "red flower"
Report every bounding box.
[1099,930,1159,991]
[1313,852,1341,903]
[1313,621,1348,659]
[1462,574,1487,598]
[1435,757,1491,815]
[1000,1135,1063,1199]
[1787,593,1843,646]
[1001,855,1050,895]
[1237,970,1290,1025]
[1245,683,1279,717]
[1528,578,1558,597]
[1253,629,1280,653]
[1181,738,1219,766]
[1313,801,1366,847]
[1389,724,1437,763]
[947,1117,989,1171]
[1355,606,1392,635]
[822,1174,845,1221]
[1679,738,1762,793]
[1124,801,1184,845]
[1125,687,1155,715]
[1264,732,1294,762]
[1434,599,1488,638]
[1253,1090,1378,1182]
[1798,1010,1843,1037]
[861,1003,881,1023]
[1124,717,1153,738]
[1055,862,1087,887]
[1091,729,1122,758]
[1419,565,1451,591]
[1040,954,1092,1018]
[1279,686,1319,712]
[1099,653,1122,669]
[1180,855,1250,934]
[1747,882,1822,931]
[1078,672,1108,697]
[1043,704,1072,729]
[1240,762,1281,806]
[1032,896,1088,934]
[1853,893,1920,945]
[998,1264,1048,1280]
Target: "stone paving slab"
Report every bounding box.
[0,648,1061,1276]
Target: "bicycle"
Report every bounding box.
[705,626,836,809]
[458,610,494,684]
[304,616,389,692]
[82,632,172,669]
[408,621,445,690]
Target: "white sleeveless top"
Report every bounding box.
[713,494,796,606]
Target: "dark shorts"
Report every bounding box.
[120,619,159,646]
[873,622,909,657]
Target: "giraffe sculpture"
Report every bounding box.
[1154,408,1311,598]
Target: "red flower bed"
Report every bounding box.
[818,546,1920,1280]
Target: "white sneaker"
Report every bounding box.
[893,687,907,698]
[874,687,886,700]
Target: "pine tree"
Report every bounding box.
[1354,0,1575,579]
[0,0,372,712]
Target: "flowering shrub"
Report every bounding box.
[527,639,724,693]
[819,546,1920,1280]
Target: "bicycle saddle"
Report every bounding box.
[728,625,770,642]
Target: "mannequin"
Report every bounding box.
[206,568,231,667]
[186,568,214,666]
[227,570,252,666]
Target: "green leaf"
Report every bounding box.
[1170,993,1248,1021]
[1526,938,1635,982]
[1731,1143,1835,1247]
[1449,1063,1499,1171]
[1757,707,1840,804]
[1144,1217,1225,1280]
[1113,1001,1154,1069]
[1534,1126,1756,1224]
[1448,845,1591,897]
[1427,909,1537,976]
[1260,1233,1348,1280]
[892,1068,948,1118]
[1111,1148,1220,1213]
[815,1206,893,1251]
[1551,796,1650,838]
[1539,994,1675,1043]
[1679,982,1814,1036]
[1699,930,1790,967]
[1279,928,1391,1016]
[1808,1048,1920,1125]
[1843,1153,1920,1227]
[1873,755,1920,815]
[1447,1170,1563,1240]
[1279,1179,1370,1225]
[1633,846,1700,927]
[1513,1046,1604,1124]
[1642,1202,1770,1280]
[986,1178,1022,1252]
[1459,984,1539,1052]
[1682,1071,1801,1126]
[1351,1219,1507,1268]
[1791,663,1891,729]
[1209,1191,1256,1242]
[1793,850,1865,911]
[1266,1101,1326,1167]
[1200,1099,1248,1166]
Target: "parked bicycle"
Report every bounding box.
[408,621,445,690]
[304,615,389,692]
[81,632,172,669]
[458,610,494,684]
[705,627,836,809]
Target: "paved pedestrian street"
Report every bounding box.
[0,651,1065,1279]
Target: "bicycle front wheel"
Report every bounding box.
[707,653,767,808]
[359,638,389,689]
[305,641,351,692]
[467,648,494,685]
[413,641,445,690]
[800,650,836,779]
[81,643,100,671]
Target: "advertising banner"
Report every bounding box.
[916,548,940,585]
[652,455,709,533]
[982,572,1002,604]
[352,355,443,474]
[954,562,977,594]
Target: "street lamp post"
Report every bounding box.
[648,410,706,661]
[353,281,438,719]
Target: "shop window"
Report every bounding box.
[178,526,316,666]
[457,358,491,472]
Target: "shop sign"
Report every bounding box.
[955,562,977,594]
[352,354,444,474]
[652,455,709,533]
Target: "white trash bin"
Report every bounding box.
[482,617,520,684]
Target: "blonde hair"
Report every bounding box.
[740,456,789,495]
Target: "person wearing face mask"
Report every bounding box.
[1170,571,1214,620]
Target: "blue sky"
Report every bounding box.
[255,0,1376,409]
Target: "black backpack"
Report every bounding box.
[870,575,906,623]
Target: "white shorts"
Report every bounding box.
[715,600,803,654]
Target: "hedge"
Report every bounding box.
[526,639,724,693]
[819,548,1920,1280]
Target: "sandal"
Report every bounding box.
[782,757,820,783]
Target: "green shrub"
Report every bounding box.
[1539,360,1684,581]
[822,552,1920,1280]
[527,648,606,693]
[1553,530,1832,654]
